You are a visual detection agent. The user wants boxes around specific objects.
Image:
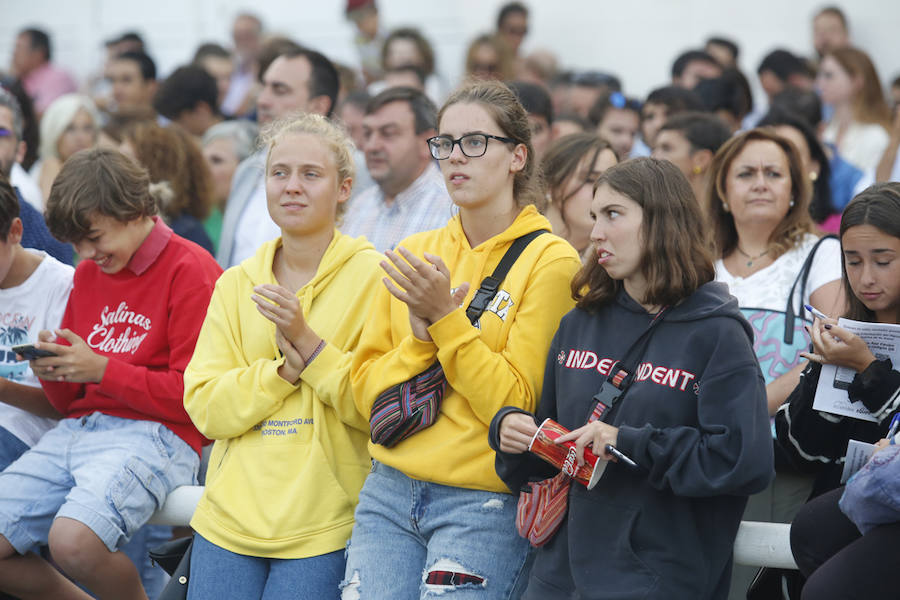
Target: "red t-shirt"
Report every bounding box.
[40,218,223,454]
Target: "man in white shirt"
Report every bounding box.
[341,87,453,251]
[217,47,340,268]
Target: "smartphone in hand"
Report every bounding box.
[11,344,57,360]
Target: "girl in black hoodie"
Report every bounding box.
[490,157,774,599]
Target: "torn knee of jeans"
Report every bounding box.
[481,498,504,510]
[340,570,361,600]
[423,558,487,593]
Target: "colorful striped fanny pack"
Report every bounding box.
[368,231,547,448]
[369,361,446,448]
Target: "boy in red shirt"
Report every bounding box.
[0,148,222,599]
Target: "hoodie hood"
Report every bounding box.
[446,204,551,254]
[616,281,753,340]
[239,230,376,314]
[441,205,554,285]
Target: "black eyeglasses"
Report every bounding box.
[427,133,517,160]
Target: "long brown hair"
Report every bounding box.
[840,183,900,323]
[572,157,715,311]
[828,47,891,127]
[542,133,614,237]
[707,128,815,259]
[437,80,544,209]
[123,122,213,222]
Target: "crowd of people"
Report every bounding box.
[0,2,898,599]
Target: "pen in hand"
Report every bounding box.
[605,444,638,469]
[804,304,829,321]
[888,413,900,445]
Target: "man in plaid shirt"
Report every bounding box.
[341,87,454,251]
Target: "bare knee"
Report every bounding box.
[0,535,16,561]
[48,518,110,580]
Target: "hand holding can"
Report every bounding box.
[528,418,607,489]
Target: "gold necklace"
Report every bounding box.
[735,245,769,268]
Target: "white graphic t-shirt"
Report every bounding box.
[0,250,74,446]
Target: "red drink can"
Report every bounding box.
[528,418,606,489]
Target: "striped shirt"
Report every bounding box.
[341,162,455,252]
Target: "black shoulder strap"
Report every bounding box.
[465,230,548,324]
[588,307,669,424]
[783,234,838,344]
[606,307,669,392]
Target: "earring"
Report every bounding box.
[692,165,702,175]
[789,198,795,208]
[809,171,818,182]
[722,202,730,212]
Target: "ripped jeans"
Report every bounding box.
[341,462,532,599]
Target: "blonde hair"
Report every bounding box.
[259,113,356,218]
[39,94,100,161]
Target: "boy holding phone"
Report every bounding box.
[0,148,222,600]
[0,174,73,470]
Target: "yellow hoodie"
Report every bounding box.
[352,206,581,493]
[184,231,381,559]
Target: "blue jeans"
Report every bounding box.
[341,462,532,599]
[187,534,345,600]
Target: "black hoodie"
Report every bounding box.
[489,282,774,600]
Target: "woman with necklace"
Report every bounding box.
[706,127,844,598]
[708,128,844,413]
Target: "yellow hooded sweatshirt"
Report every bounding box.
[184,231,381,559]
[352,206,581,493]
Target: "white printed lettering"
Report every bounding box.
[597,358,614,375]
[578,351,598,370]
[678,372,696,391]
[661,368,681,388]
[651,366,667,384]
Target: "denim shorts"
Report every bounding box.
[0,412,198,553]
[341,461,532,599]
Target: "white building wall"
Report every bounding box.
[2,0,898,107]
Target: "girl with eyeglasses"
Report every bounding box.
[342,80,581,599]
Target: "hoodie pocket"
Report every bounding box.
[201,432,362,541]
[567,492,659,598]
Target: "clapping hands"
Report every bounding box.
[381,247,470,341]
